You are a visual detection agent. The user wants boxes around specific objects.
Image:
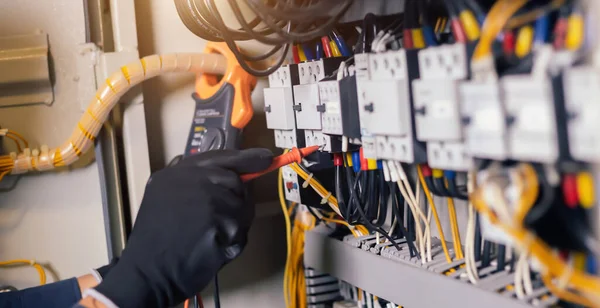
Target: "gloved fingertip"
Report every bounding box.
[239,148,274,169]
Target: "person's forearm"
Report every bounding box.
[77,296,108,308]
[76,274,108,308]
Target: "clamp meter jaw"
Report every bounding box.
[184,42,257,155]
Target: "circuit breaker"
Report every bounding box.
[460,81,509,160]
[502,75,559,163]
[564,66,600,163]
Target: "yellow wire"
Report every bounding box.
[411,29,426,49]
[278,167,292,308]
[542,274,596,307]
[566,13,584,51]
[505,0,567,30]
[322,217,359,237]
[515,25,534,58]
[6,130,29,148]
[329,40,342,57]
[447,197,464,260]
[471,183,600,303]
[473,0,528,60]
[459,10,481,41]
[4,135,23,153]
[417,166,452,263]
[577,172,595,209]
[0,259,46,285]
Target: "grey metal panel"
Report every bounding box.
[304,230,532,308]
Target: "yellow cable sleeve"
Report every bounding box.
[345,153,353,166]
[473,0,528,60]
[0,259,46,285]
[417,166,452,263]
[411,29,426,49]
[278,167,292,308]
[7,53,227,175]
[566,13,585,51]
[330,41,342,57]
[367,159,378,170]
[577,172,595,209]
[432,169,444,178]
[297,44,307,62]
[515,25,534,58]
[459,10,481,41]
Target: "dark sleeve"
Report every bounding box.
[0,278,82,308]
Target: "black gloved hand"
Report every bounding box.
[94,148,273,308]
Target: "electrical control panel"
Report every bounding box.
[274,128,305,149]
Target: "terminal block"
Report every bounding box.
[305,129,342,153]
[354,53,377,159]
[274,128,305,149]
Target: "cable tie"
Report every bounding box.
[321,192,332,204]
[302,173,314,188]
[557,266,574,290]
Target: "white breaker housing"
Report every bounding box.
[413,43,472,171]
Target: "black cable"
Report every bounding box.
[509,250,516,273]
[373,171,388,227]
[474,213,482,262]
[213,275,221,308]
[447,177,468,200]
[389,182,417,257]
[496,244,506,272]
[349,171,404,253]
[433,177,451,196]
[481,241,492,268]
[424,176,443,197]
[335,165,347,219]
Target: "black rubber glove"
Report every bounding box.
[94,148,273,308]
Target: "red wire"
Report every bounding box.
[562,174,579,209]
[403,29,414,49]
[502,30,516,56]
[553,18,568,49]
[321,36,333,58]
[292,45,300,64]
[450,19,467,43]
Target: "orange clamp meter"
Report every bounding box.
[184,42,256,155]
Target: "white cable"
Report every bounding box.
[465,201,479,284]
[388,161,425,262]
[522,255,534,295]
[515,253,527,299]
[395,161,432,261]
[342,136,349,153]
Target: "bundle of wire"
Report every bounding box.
[174,0,353,76]
[471,163,600,305]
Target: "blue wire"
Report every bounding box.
[534,14,550,44]
[352,152,361,173]
[302,43,315,61]
[377,160,383,170]
[422,26,438,47]
[443,170,456,180]
[587,255,597,274]
[476,15,486,27]
[315,41,324,60]
[332,31,352,56]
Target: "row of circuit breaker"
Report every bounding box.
[263,43,600,172]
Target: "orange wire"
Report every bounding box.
[4,135,22,152]
[6,130,29,148]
